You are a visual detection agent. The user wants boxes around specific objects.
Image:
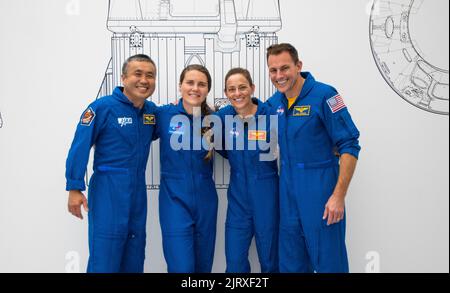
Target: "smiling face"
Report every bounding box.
[225,73,255,114]
[268,51,303,98]
[121,60,156,104]
[179,70,209,109]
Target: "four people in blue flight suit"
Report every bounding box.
[66,44,361,273]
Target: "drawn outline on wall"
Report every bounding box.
[370,0,449,115]
[87,0,283,189]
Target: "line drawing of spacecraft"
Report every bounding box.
[369,0,449,115]
[90,0,283,190]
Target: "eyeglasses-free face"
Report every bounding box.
[225,73,255,114]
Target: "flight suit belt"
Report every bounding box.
[230,170,278,179]
[160,171,212,179]
[281,158,339,169]
[94,166,145,174]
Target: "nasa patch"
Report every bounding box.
[229,127,240,138]
[276,106,285,116]
[169,122,185,135]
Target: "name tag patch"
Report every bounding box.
[144,114,156,125]
[293,106,311,116]
[248,130,267,141]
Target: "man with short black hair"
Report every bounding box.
[65,54,158,273]
[266,43,361,273]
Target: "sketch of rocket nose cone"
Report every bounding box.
[107,0,281,33]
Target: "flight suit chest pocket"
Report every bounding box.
[287,111,317,138]
[109,115,138,145]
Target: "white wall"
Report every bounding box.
[0,0,448,273]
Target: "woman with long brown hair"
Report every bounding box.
[153,65,218,273]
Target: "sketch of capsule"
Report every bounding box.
[89,0,283,189]
[370,0,449,115]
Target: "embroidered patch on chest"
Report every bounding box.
[293,106,311,116]
[276,106,285,116]
[118,117,133,127]
[229,127,240,138]
[169,122,185,135]
[248,130,267,141]
[144,114,156,125]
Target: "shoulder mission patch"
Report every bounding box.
[80,107,95,126]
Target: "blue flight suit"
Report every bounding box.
[154,99,218,273]
[65,87,157,273]
[216,99,279,273]
[267,72,361,273]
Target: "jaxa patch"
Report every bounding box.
[144,114,156,125]
[293,106,311,116]
[80,108,95,126]
[248,130,267,141]
[118,117,133,127]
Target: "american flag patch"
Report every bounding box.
[327,94,346,113]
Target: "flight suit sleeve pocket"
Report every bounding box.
[338,111,360,138]
[335,111,361,159]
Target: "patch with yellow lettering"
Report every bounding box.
[293,105,311,117]
[248,130,267,141]
[144,114,156,125]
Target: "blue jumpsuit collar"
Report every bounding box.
[176,98,189,115]
[279,72,315,104]
[252,98,265,116]
[113,87,153,113]
[113,87,134,106]
[298,72,315,100]
[176,98,209,118]
[226,98,265,116]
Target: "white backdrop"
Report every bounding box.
[0,0,448,273]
